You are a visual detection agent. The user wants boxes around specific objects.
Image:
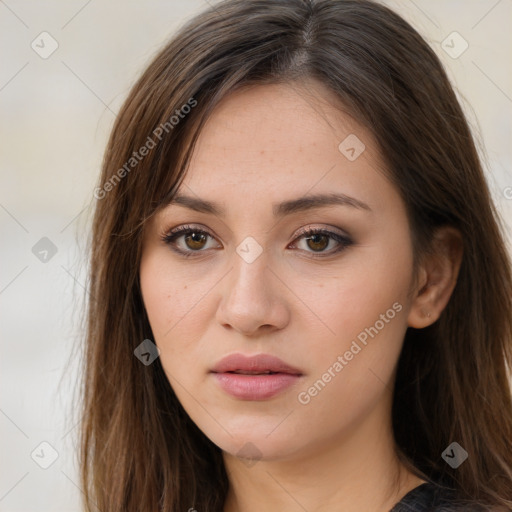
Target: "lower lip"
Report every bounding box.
[212,372,301,400]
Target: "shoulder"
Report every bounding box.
[390,482,493,512]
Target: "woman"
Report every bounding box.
[80,0,512,510]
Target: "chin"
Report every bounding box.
[202,418,303,462]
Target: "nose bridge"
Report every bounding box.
[228,243,273,307]
[216,240,289,334]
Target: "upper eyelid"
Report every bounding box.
[164,223,348,239]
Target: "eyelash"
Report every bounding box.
[160,224,353,259]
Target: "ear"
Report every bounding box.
[407,226,463,328]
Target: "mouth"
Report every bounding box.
[210,353,304,400]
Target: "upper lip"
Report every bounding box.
[211,353,303,375]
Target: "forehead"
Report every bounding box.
[171,82,397,217]
[190,81,365,164]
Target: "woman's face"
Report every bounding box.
[140,82,417,462]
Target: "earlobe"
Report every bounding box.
[407,306,433,329]
[407,226,463,329]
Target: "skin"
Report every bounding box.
[139,80,463,512]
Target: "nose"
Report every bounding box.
[215,248,290,336]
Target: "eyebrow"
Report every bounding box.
[167,192,372,217]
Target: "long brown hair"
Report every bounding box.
[78,0,512,510]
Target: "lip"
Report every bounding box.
[210,353,304,400]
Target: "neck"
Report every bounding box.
[222,394,425,512]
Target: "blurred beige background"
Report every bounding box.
[1,1,511,510]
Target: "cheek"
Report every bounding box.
[139,250,218,380]
[140,250,203,337]
[291,229,412,348]
[292,286,408,444]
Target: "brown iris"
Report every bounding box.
[306,233,329,252]
[185,232,208,250]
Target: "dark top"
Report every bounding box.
[389,482,489,511]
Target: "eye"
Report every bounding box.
[161,224,220,257]
[289,227,353,257]
[161,224,353,258]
